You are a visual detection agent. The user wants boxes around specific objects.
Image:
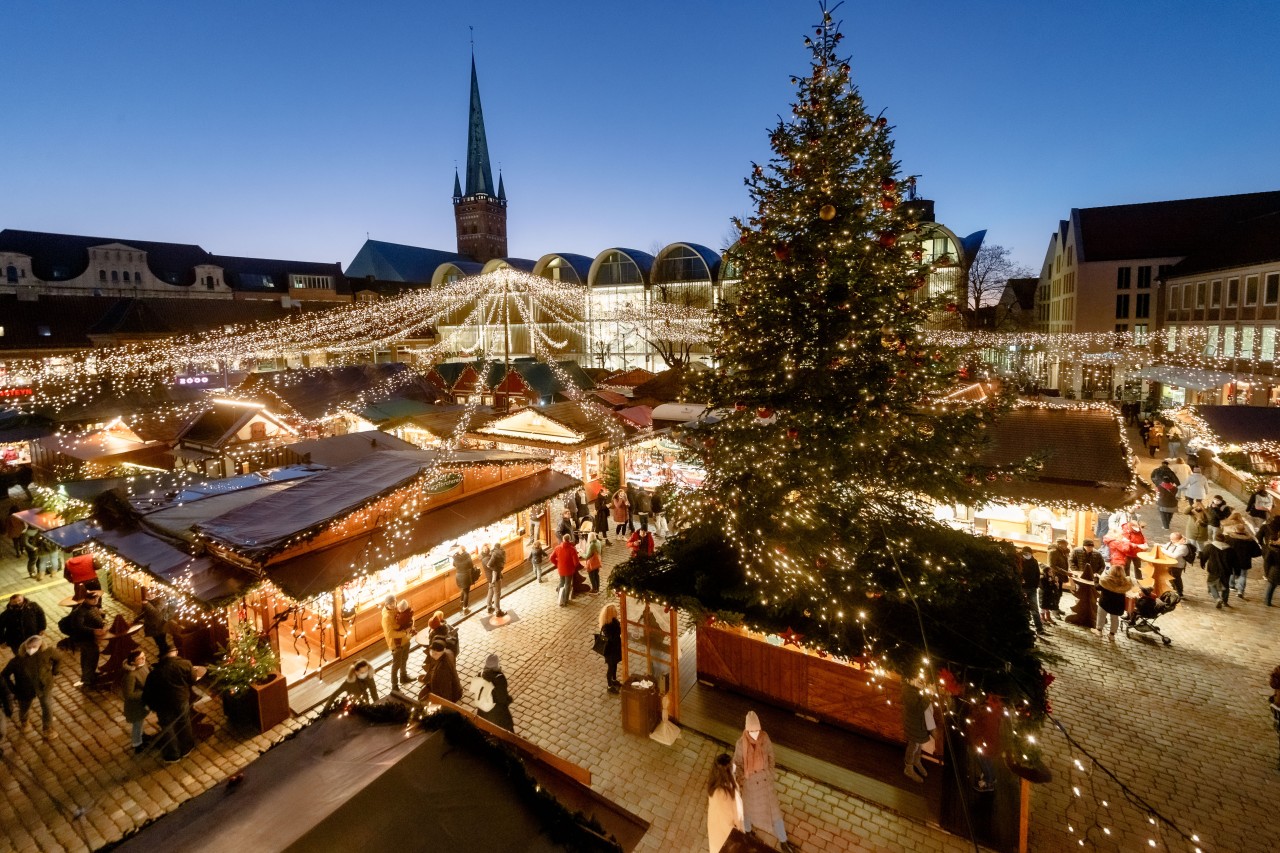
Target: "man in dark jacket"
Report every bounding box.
[417,638,462,704]
[556,509,578,544]
[143,648,197,763]
[1015,547,1045,635]
[67,591,106,688]
[2,634,61,739]
[485,541,506,617]
[1069,539,1104,579]
[1150,460,1181,530]
[451,545,476,615]
[0,594,46,655]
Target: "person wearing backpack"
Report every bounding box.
[472,653,514,732]
[1164,532,1192,597]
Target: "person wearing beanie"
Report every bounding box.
[417,637,461,704]
[473,653,514,732]
[733,710,794,851]
[427,610,459,657]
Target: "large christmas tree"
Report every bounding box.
[613,5,1046,713]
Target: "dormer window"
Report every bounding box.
[99,270,107,282]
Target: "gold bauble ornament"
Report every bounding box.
[819,204,837,221]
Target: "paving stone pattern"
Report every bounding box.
[4,433,1279,853]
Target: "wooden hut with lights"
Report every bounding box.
[29,417,171,484]
[86,446,575,685]
[169,398,299,478]
[1176,404,1280,505]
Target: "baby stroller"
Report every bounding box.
[1124,588,1181,646]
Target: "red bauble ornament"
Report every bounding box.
[734,402,747,412]
[756,406,775,419]
[739,233,750,245]
[880,195,897,211]
[910,276,926,290]
[703,437,717,449]
[773,243,792,262]
[985,471,998,482]
[945,302,958,312]
[786,427,799,440]
[753,165,763,177]
[877,232,897,248]
[840,63,851,75]
[911,249,923,262]
[875,116,888,128]
[880,179,896,193]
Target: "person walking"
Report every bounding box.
[485,541,506,617]
[1224,513,1262,599]
[1264,540,1280,607]
[0,594,46,656]
[634,487,652,531]
[1247,485,1274,524]
[66,590,106,688]
[473,653,514,732]
[593,492,611,545]
[599,603,623,693]
[1093,565,1134,641]
[0,662,11,744]
[1186,500,1210,557]
[1164,532,1192,597]
[134,588,172,655]
[1204,534,1237,609]
[142,648,197,763]
[1167,422,1185,459]
[551,534,582,607]
[557,509,579,545]
[706,753,743,853]
[733,711,794,851]
[2,634,61,740]
[1206,495,1230,544]
[611,489,631,538]
[323,660,379,711]
[1170,457,1193,486]
[1016,546,1044,635]
[1151,459,1181,530]
[452,544,477,615]
[120,649,151,753]
[1146,421,1164,458]
[650,489,668,538]
[1179,466,1208,503]
[582,532,604,593]
[418,637,462,704]
[381,596,411,692]
[530,539,547,583]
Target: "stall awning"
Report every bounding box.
[265,469,579,602]
[44,519,102,549]
[1135,365,1233,390]
[94,527,255,605]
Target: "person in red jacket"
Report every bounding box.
[627,523,656,558]
[550,534,581,607]
[1104,521,1145,578]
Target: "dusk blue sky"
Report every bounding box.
[8,0,1280,273]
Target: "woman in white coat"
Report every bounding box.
[706,753,742,853]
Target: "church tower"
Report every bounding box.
[453,57,507,262]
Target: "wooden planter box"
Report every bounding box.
[222,673,290,733]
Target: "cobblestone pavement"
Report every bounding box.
[1023,433,1280,852]
[5,437,1279,853]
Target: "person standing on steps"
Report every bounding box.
[733,711,795,852]
[452,544,477,615]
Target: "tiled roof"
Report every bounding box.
[975,406,1140,509]
[602,368,656,387]
[1193,405,1280,445]
[1166,210,1280,278]
[1075,190,1280,262]
[0,228,208,285]
[240,364,439,422]
[345,240,467,284]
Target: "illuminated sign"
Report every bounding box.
[0,387,33,398]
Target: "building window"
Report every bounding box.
[289,275,333,290]
[1115,294,1130,318]
[1266,273,1280,306]
[122,271,130,282]
[1181,284,1192,310]
[1133,324,1148,344]
[1204,325,1219,355]
[249,421,267,441]
[1245,275,1259,307]
[1242,326,1256,358]
[1116,267,1131,289]
[1263,327,1277,361]
[99,270,107,282]
[1211,280,1222,307]
[1135,293,1150,319]
[1227,278,1239,307]
[1166,329,1177,352]
[1223,326,1237,358]
[111,270,119,282]
[1114,323,1128,333]
[1197,281,1207,308]
[1137,266,1152,288]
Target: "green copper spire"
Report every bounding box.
[465,57,496,197]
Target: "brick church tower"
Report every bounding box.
[453,57,507,262]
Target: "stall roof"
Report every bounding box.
[94,527,255,604]
[650,403,707,424]
[474,401,631,451]
[0,409,56,442]
[44,518,102,549]
[145,480,306,540]
[284,430,420,468]
[266,469,578,601]
[1192,405,1280,445]
[196,448,537,559]
[976,406,1144,510]
[404,409,494,440]
[616,406,653,429]
[37,429,162,462]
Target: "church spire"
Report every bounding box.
[465,56,496,197]
[453,168,462,201]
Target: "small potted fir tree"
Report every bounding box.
[207,627,289,733]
